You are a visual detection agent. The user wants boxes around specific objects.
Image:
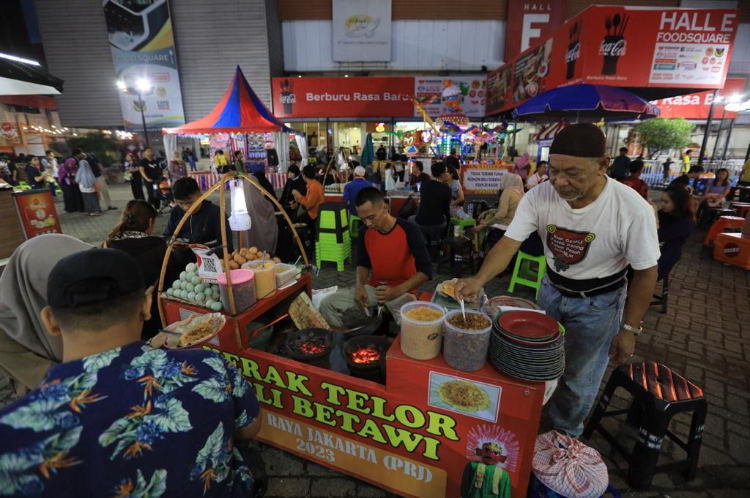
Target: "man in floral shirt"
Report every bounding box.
[0,248,261,497]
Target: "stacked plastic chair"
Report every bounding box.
[316,202,351,271]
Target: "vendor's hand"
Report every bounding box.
[354,285,368,308]
[147,315,195,349]
[292,189,300,198]
[609,329,636,365]
[375,284,401,304]
[455,276,482,303]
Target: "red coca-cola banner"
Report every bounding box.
[272,77,415,118]
[652,77,746,119]
[505,0,567,61]
[487,6,741,115]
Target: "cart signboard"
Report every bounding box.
[12,189,62,239]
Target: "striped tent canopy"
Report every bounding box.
[163,66,289,135]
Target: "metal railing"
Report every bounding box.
[636,159,745,187]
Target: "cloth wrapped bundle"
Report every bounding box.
[529,431,611,498]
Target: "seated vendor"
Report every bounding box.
[471,173,524,248]
[164,177,233,263]
[320,187,432,328]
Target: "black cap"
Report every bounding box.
[47,249,145,308]
[549,123,606,158]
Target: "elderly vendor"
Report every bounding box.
[320,187,432,328]
[456,124,659,438]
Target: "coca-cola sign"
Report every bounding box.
[565,43,580,63]
[599,38,627,57]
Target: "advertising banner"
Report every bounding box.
[505,0,567,60]
[102,0,186,130]
[462,164,508,195]
[332,0,392,62]
[486,7,740,116]
[273,77,415,118]
[652,77,746,119]
[12,189,62,239]
[414,76,487,118]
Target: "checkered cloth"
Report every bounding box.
[530,431,609,498]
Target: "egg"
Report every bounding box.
[179,271,187,281]
[195,284,205,294]
[204,287,213,296]
[188,292,196,302]
[186,263,197,272]
[228,261,239,270]
[236,256,247,265]
[210,301,223,311]
[180,281,189,290]
[195,292,206,303]
[240,248,248,256]
[166,288,175,296]
[172,279,182,289]
[186,283,195,292]
[206,299,216,307]
[186,271,197,281]
[191,276,201,285]
[180,290,190,300]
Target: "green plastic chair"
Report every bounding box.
[508,251,547,299]
[349,214,363,239]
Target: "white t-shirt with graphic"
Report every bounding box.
[505,178,660,279]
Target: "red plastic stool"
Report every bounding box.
[714,232,750,269]
[703,216,745,245]
[730,202,750,219]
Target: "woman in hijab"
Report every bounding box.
[0,234,92,394]
[75,153,102,216]
[239,165,279,254]
[513,153,531,181]
[472,173,525,247]
[58,158,83,213]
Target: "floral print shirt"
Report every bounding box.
[0,342,260,497]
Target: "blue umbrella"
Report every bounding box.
[512,84,660,122]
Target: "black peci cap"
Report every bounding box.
[549,123,607,158]
[47,249,145,308]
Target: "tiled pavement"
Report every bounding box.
[7,183,750,497]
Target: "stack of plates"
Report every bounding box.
[487,296,541,315]
[489,310,565,381]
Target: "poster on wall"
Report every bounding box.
[12,189,62,239]
[102,0,186,130]
[462,164,508,195]
[414,77,486,118]
[512,38,554,104]
[332,0,392,62]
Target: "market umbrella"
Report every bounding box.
[360,133,375,167]
[512,84,660,122]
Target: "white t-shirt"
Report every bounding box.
[505,178,660,280]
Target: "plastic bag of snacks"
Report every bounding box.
[528,431,618,498]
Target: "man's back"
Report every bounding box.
[343,179,373,215]
[610,155,630,179]
[416,180,451,226]
[0,343,259,497]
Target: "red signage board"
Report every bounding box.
[272,77,415,118]
[505,0,567,61]
[652,77,746,119]
[12,189,63,239]
[487,6,741,115]
[162,290,544,498]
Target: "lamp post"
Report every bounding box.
[117,77,153,147]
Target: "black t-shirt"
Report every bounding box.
[669,174,690,188]
[140,157,161,182]
[416,180,451,226]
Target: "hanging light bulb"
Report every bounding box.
[228,179,251,231]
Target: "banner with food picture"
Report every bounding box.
[12,189,63,239]
[486,6,741,115]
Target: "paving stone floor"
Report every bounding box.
[3,182,748,497]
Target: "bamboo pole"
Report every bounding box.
[157,172,310,328]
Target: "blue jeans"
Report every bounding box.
[538,275,627,437]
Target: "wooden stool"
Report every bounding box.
[583,362,707,490]
[703,215,745,245]
[713,232,750,269]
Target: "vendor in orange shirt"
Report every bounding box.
[292,165,325,226]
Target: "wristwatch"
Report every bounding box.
[620,323,643,336]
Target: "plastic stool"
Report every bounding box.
[713,232,750,269]
[508,251,546,299]
[316,203,351,272]
[703,215,745,245]
[450,217,479,251]
[349,214,363,239]
[583,362,706,490]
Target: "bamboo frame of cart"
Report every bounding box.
[157,171,310,344]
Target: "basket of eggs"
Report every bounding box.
[219,246,282,270]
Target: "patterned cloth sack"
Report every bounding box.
[528,431,611,498]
